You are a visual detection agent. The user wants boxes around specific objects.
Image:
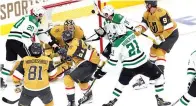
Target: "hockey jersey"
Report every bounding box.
[140,7,177,39]
[102,31,148,72]
[8,15,53,48]
[187,51,196,83]
[48,25,85,47]
[8,15,40,47]
[12,56,57,91]
[67,38,100,66]
[104,13,133,29]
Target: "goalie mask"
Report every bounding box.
[105,23,127,42]
[64,19,75,32]
[62,30,74,43]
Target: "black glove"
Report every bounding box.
[57,47,67,58]
[94,27,106,37]
[94,68,106,79]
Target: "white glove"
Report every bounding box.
[94,27,106,37]
[153,36,163,45]
[134,26,142,36]
[14,83,23,93]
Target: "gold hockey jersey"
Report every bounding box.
[67,38,100,65]
[141,7,177,39]
[12,56,57,91]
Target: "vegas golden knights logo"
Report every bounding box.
[150,22,158,33]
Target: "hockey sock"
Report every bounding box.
[112,82,125,100]
[78,83,89,94]
[178,93,193,106]
[66,87,75,101]
[155,58,166,74]
[149,54,157,63]
[154,75,165,98]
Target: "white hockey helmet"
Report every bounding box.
[105,23,127,42]
[32,6,46,17]
[102,5,115,18]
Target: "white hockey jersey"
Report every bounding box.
[7,15,52,48]
[102,31,148,72]
[187,51,196,82]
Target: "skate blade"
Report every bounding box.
[81,98,93,105]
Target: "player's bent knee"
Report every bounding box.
[188,80,196,97]
[119,68,135,85]
[45,100,54,106]
[64,75,75,88]
[154,74,165,86]
[78,82,89,90]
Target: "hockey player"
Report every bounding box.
[95,5,134,58]
[60,29,103,106]
[93,23,171,106]
[172,51,196,106]
[12,43,57,106]
[134,0,179,87]
[0,6,58,89]
[94,5,148,89]
[41,19,84,81]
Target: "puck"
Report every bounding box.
[91,10,95,14]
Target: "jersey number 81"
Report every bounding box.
[28,66,43,80]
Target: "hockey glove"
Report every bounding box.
[94,27,106,37]
[153,36,163,45]
[57,47,67,58]
[134,26,142,36]
[14,83,23,93]
[94,68,106,79]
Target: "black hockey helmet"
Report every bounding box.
[29,43,42,56]
[145,0,157,7]
[62,30,74,43]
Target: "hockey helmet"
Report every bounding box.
[145,0,157,7]
[105,23,127,42]
[31,6,46,22]
[102,5,115,18]
[62,30,74,43]
[29,43,42,56]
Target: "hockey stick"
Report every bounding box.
[96,13,155,41]
[78,79,96,106]
[1,60,66,104]
[2,97,19,104]
[86,33,97,40]
[85,37,100,42]
[91,2,155,42]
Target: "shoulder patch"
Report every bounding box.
[29,15,39,27]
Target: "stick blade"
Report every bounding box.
[2,97,18,104]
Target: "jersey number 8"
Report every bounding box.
[28,66,43,80]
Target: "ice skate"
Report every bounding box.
[156,95,171,106]
[132,76,147,90]
[67,100,76,106]
[78,90,93,104]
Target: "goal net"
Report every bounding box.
[29,0,106,52]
